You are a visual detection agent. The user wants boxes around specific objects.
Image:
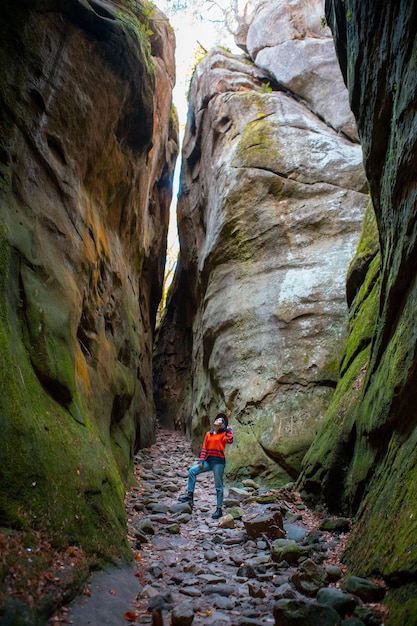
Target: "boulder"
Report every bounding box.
[273,598,341,625]
[342,576,385,603]
[316,587,359,617]
[290,558,327,596]
[171,603,195,626]
[243,510,285,540]
[319,518,351,532]
[154,35,367,483]
[271,539,309,565]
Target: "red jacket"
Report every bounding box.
[199,428,233,464]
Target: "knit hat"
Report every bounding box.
[214,413,228,428]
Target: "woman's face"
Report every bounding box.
[214,418,223,430]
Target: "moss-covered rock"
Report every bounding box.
[0,0,177,618]
[298,202,381,511]
[301,1,417,619]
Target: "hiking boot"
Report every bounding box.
[178,492,193,504]
[212,508,222,519]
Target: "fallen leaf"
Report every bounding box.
[124,610,137,622]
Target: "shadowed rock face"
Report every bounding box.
[154,0,368,484]
[298,1,417,614]
[0,0,177,556]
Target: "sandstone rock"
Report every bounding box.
[325,565,342,583]
[166,523,180,534]
[204,583,236,597]
[271,539,308,565]
[140,585,162,599]
[218,514,235,529]
[237,564,257,579]
[204,550,218,563]
[179,586,202,598]
[0,0,178,557]
[172,513,192,524]
[228,506,245,519]
[198,574,227,584]
[242,1,358,141]
[136,519,156,535]
[342,576,385,603]
[213,595,235,610]
[273,598,342,625]
[283,523,307,543]
[228,488,252,502]
[154,26,368,484]
[298,4,417,618]
[150,504,170,514]
[316,587,359,617]
[290,558,327,596]
[171,602,195,626]
[148,563,164,579]
[242,479,261,490]
[273,582,298,601]
[248,582,266,598]
[169,502,193,514]
[148,596,173,618]
[251,494,280,505]
[243,510,285,540]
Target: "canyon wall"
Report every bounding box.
[298,1,417,620]
[0,0,177,560]
[154,0,368,484]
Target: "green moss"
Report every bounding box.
[298,343,374,510]
[344,427,417,577]
[340,252,381,376]
[385,586,417,626]
[116,11,154,71]
[0,224,130,561]
[321,356,342,381]
[234,110,280,169]
[347,200,379,279]
[225,424,294,487]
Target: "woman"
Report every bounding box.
[178,413,233,519]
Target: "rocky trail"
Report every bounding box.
[52,428,387,625]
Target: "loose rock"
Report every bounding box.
[55,428,386,626]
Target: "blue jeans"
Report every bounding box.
[187,460,225,508]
